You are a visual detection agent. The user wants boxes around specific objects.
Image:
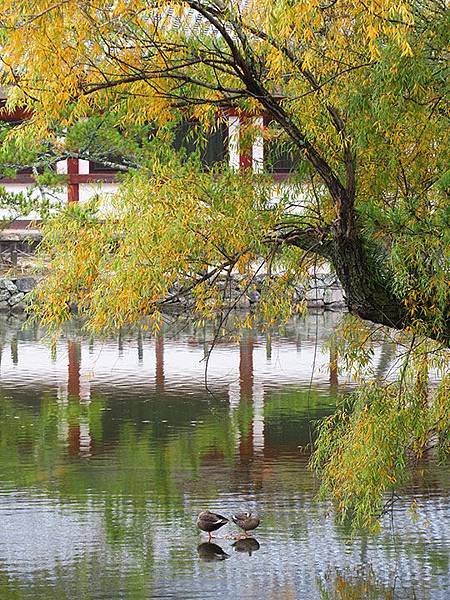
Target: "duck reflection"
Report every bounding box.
[197,542,230,561]
[232,537,260,556]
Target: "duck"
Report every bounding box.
[196,510,229,541]
[197,542,230,561]
[231,511,260,535]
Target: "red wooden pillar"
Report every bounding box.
[239,114,253,171]
[67,157,80,203]
[0,105,33,122]
[239,149,253,170]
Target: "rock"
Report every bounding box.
[11,302,28,313]
[0,279,17,294]
[294,285,307,300]
[8,292,25,306]
[309,276,325,290]
[247,290,261,304]
[0,290,10,302]
[230,289,242,300]
[0,300,9,311]
[306,298,325,309]
[236,297,250,309]
[321,273,338,288]
[15,277,36,293]
[308,273,339,289]
[305,288,325,302]
[324,287,346,306]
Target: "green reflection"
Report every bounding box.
[0,317,448,600]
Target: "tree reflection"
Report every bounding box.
[318,566,396,600]
[0,315,447,599]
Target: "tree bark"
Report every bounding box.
[330,231,407,330]
[282,222,450,344]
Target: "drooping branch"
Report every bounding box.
[267,223,333,260]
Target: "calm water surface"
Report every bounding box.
[0,314,448,599]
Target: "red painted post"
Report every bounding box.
[67,157,80,202]
[239,150,253,170]
[239,114,253,171]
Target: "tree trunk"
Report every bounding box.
[331,231,407,330]
[282,217,448,344]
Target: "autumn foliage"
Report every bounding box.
[0,1,448,526]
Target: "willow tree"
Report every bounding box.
[1,0,448,527]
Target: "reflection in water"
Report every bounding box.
[232,537,260,556]
[197,542,230,561]
[0,314,448,599]
[155,334,165,392]
[318,566,397,599]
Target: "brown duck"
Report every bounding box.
[231,511,260,535]
[196,511,229,541]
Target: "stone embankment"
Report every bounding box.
[237,273,345,310]
[0,277,36,313]
[0,273,346,314]
[172,273,346,311]
[296,273,346,310]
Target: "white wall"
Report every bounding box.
[0,182,67,221]
[1,117,305,221]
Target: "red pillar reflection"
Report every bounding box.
[68,340,81,398]
[155,335,165,391]
[239,336,254,462]
[137,330,143,362]
[67,340,81,456]
[330,343,338,388]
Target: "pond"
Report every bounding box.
[0,313,448,599]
